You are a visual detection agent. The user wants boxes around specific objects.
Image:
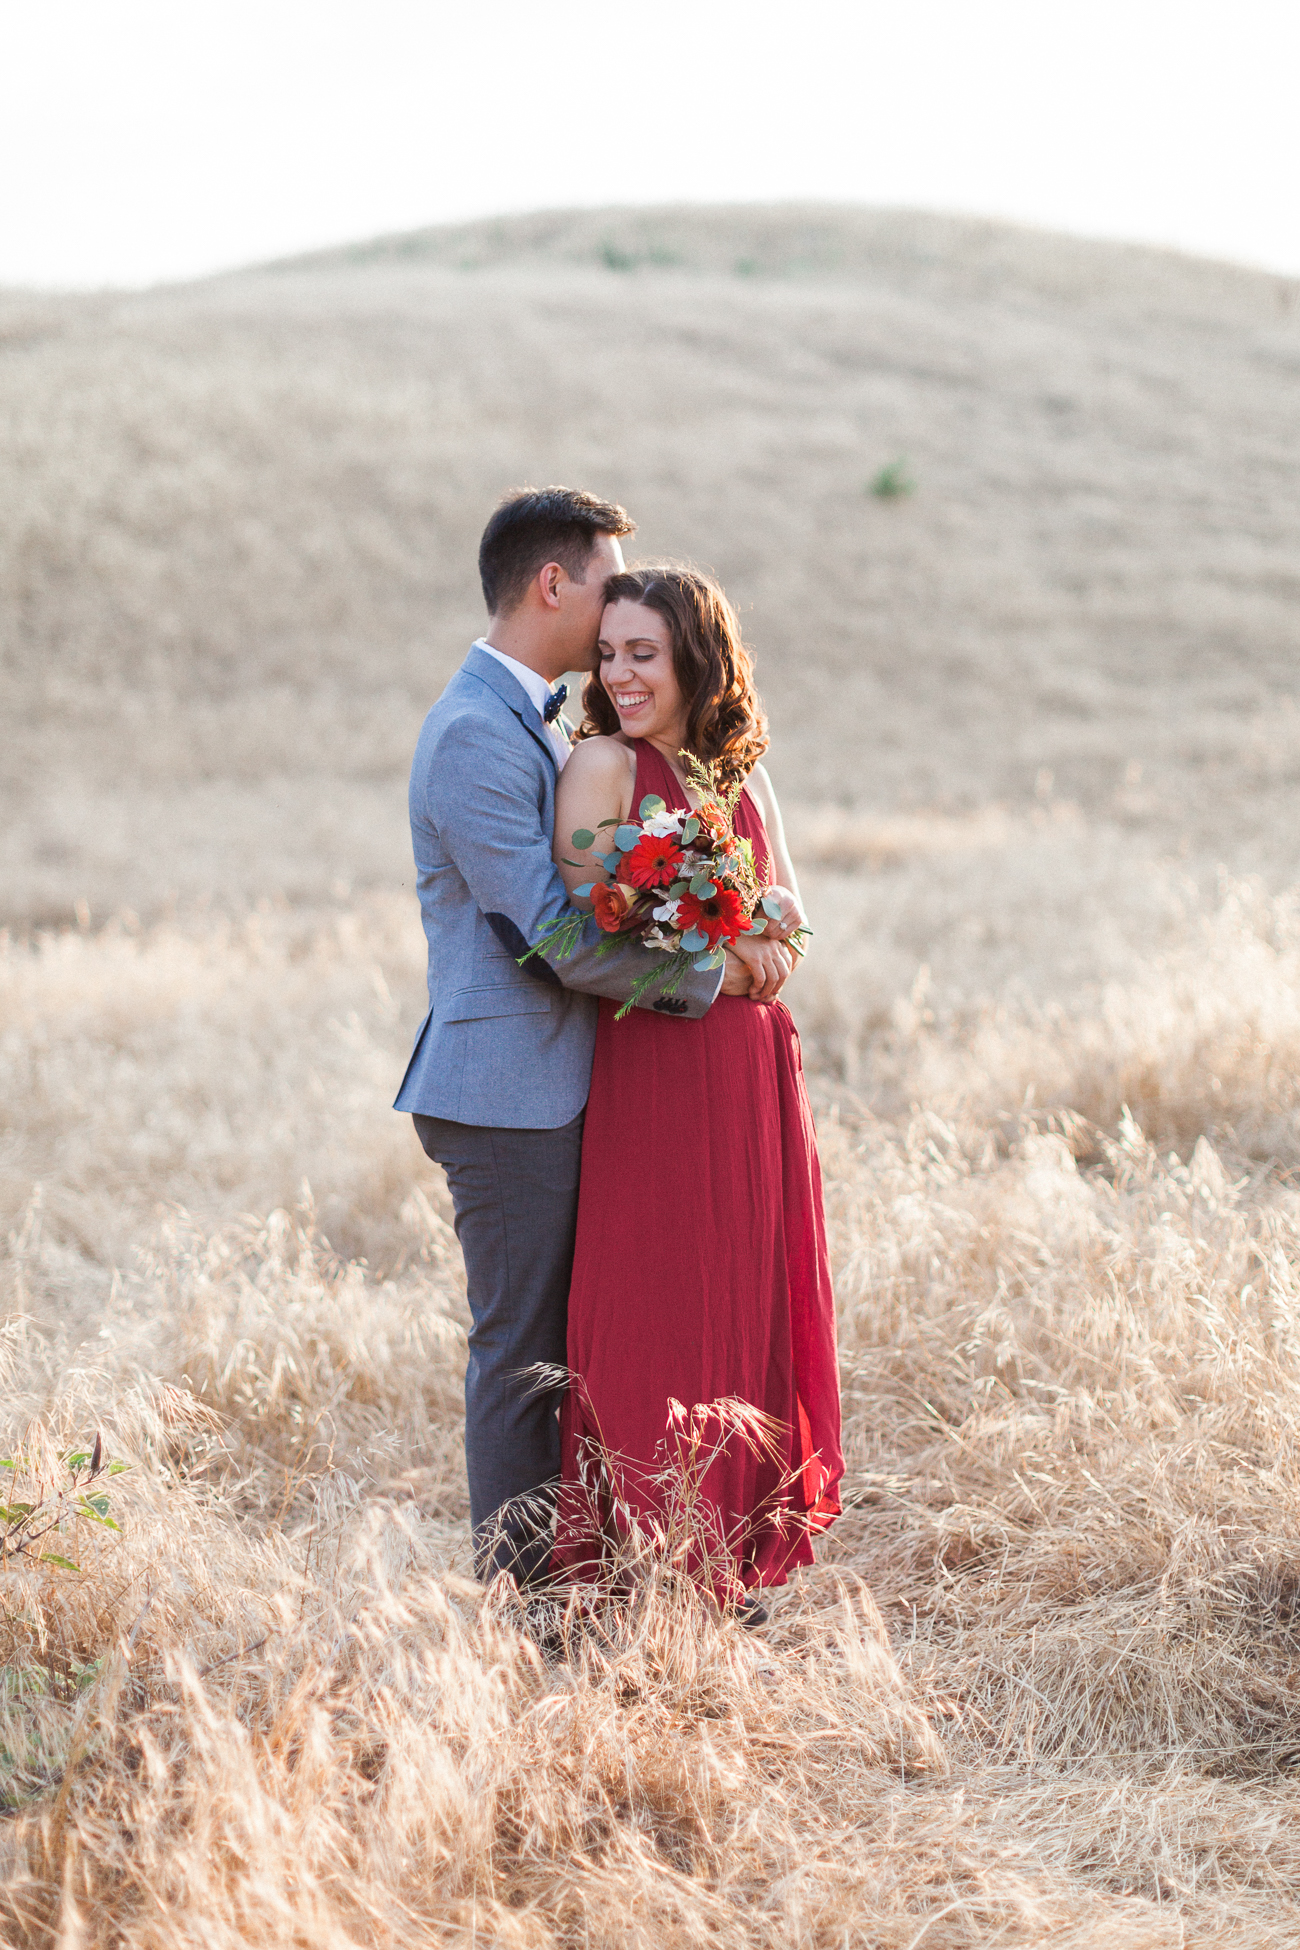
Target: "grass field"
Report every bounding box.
[3,204,1300,1946]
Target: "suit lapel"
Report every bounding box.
[462,644,560,774]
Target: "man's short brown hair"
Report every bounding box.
[478,486,636,616]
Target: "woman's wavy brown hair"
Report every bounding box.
[577,564,769,790]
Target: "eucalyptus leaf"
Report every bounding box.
[596,817,621,829]
[760,896,784,920]
[573,882,595,898]
[693,948,727,971]
[689,876,717,900]
[614,825,640,850]
[571,828,595,850]
[747,917,767,935]
[681,816,700,843]
[599,852,622,871]
[638,794,666,819]
[680,928,708,953]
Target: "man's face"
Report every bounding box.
[564,532,626,668]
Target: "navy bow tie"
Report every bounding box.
[543,683,568,724]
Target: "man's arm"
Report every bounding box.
[553,735,793,1001]
[423,713,724,1019]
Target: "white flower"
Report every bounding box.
[645,809,684,838]
[642,926,677,952]
[652,900,682,926]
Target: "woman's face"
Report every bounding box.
[598,599,688,746]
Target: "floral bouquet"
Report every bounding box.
[522,754,805,1016]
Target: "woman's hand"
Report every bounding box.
[722,933,794,1000]
[760,884,808,942]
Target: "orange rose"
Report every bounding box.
[691,801,731,846]
[590,881,639,933]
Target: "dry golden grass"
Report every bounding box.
[5,874,1300,1945]
[4,206,1300,1944]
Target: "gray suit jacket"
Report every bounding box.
[393,644,723,1128]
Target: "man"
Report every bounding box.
[394,486,791,1586]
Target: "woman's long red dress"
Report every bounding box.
[553,741,843,1599]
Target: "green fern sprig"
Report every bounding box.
[612,948,694,1020]
[517,910,587,968]
[679,749,744,818]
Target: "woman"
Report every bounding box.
[550,565,843,1610]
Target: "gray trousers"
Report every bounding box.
[412,1109,583,1587]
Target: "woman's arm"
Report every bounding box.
[552,736,636,902]
[746,761,807,938]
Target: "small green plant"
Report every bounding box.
[596,240,680,273]
[1,1432,127,1573]
[597,239,637,272]
[867,457,916,499]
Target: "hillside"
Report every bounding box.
[4,203,1299,936]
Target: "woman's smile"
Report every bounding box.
[610,684,653,716]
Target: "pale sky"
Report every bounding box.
[1,0,1297,289]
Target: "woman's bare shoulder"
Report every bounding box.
[563,735,637,786]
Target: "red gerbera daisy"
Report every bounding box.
[674,885,750,948]
[622,833,686,890]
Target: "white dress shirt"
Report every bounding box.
[475,639,571,770]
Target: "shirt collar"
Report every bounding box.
[473,639,556,718]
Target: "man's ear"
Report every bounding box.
[537,561,564,611]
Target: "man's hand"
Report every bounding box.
[720,954,754,997]
[723,933,794,1000]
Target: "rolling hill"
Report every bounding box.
[4,203,1298,928]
